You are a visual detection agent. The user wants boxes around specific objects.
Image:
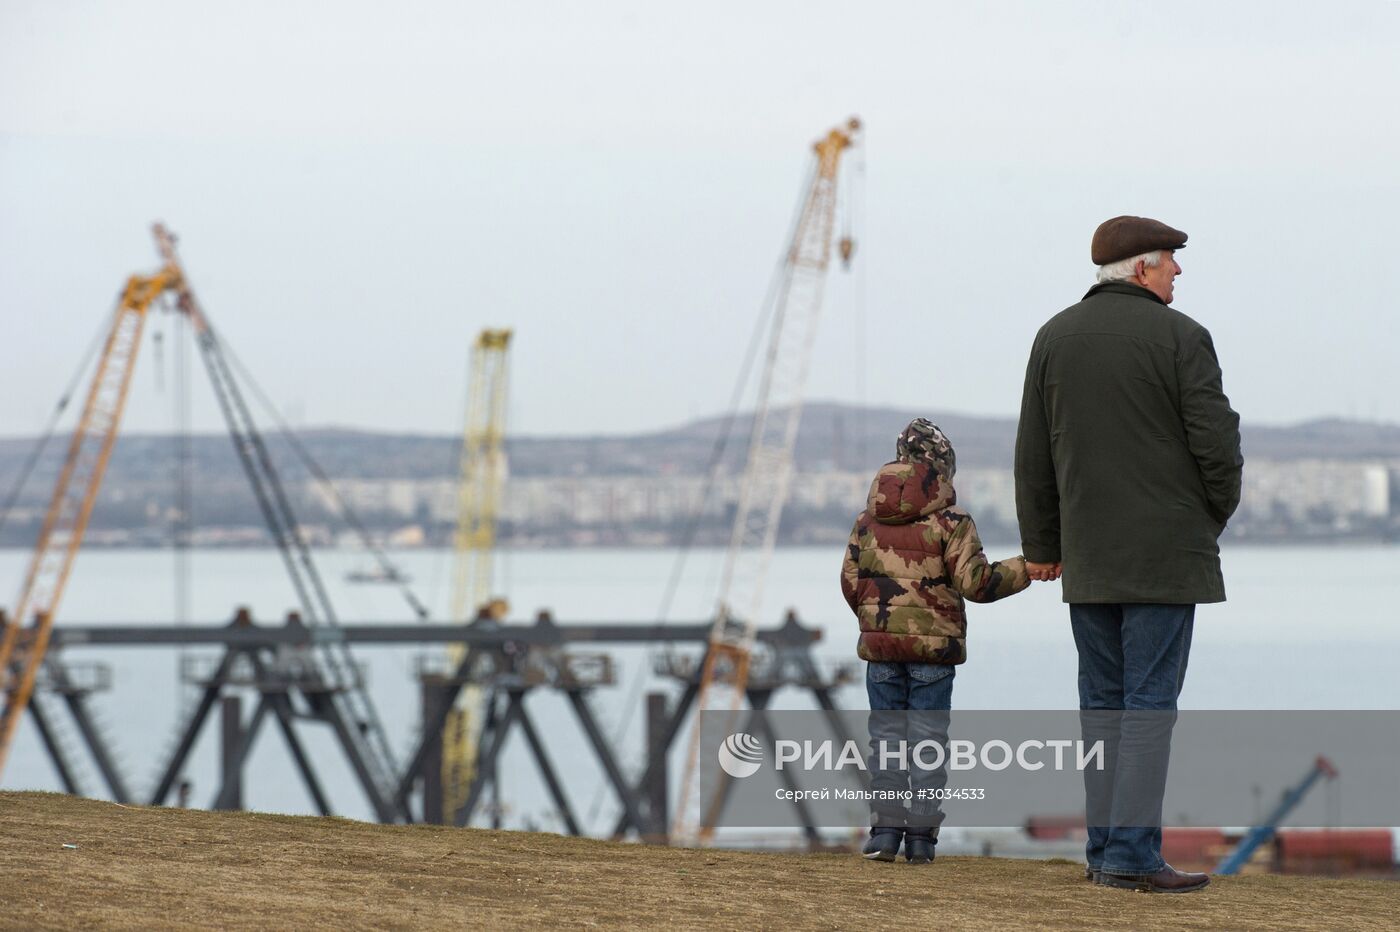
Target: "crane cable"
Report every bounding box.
[0,313,113,542]
[219,339,432,621]
[657,155,818,636]
[580,266,778,828]
[848,138,869,464]
[423,431,463,620]
[581,158,821,829]
[165,295,194,709]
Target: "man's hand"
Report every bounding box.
[1027,561,1062,582]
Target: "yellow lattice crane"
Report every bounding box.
[0,263,181,776]
[441,328,513,821]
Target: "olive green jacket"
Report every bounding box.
[1014,282,1243,603]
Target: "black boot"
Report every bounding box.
[861,827,904,862]
[903,828,936,864]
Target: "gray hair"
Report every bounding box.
[1096,249,1164,284]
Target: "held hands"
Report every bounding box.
[1026,561,1062,582]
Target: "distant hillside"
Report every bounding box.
[709,404,1400,472]
[2,405,1398,493]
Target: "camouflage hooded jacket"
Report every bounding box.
[841,461,1030,664]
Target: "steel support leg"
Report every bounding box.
[483,691,502,829]
[455,696,522,828]
[60,691,130,803]
[212,695,271,810]
[610,679,699,839]
[512,691,581,836]
[418,682,448,825]
[798,648,861,748]
[693,687,766,833]
[311,691,402,824]
[747,703,821,845]
[565,689,647,839]
[266,692,332,817]
[26,697,81,795]
[644,692,669,843]
[394,652,475,816]
[809,683,869,790]
[219,695,244,811]
[700,689,818,839]
[150,649,238,805]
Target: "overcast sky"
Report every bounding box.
[2,1,1397,439]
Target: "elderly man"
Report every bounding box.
[1014,216,1242,893]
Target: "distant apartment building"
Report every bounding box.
[303,459,1396,543]
[1239,459,1391,522]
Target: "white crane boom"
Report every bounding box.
[672,117,860,844]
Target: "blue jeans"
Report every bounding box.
[1070,603,1195,876]
[865,662,955,831]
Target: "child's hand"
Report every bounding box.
[1027,561,1062,582]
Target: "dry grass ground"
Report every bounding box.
[2,791,1397,930]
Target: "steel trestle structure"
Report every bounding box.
[22,611,856,840]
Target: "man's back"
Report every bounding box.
[1015,280,1242,604]
[1018,217,1232,893]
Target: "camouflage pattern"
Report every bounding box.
[840,461,1029,665]
[895,418,956,477]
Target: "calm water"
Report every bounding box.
[3,544,1397,829]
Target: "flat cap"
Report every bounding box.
[1091,216,1187,265]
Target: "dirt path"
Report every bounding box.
[2,792,1395,930]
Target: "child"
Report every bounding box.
[840,418,1031,863]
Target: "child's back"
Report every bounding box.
[839,418,1030,864]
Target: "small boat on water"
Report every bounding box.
[345,566,412,585]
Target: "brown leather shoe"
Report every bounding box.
[1098,864,1210,894]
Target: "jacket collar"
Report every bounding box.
[1083,281,1167,305]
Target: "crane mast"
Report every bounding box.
[442,328,512,821]
[449,329,513,625]
[0,268,176,774]
[672,117,860,843]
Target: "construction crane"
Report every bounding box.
[1216,755,1339,876]
[3,226,406,820]
[671,117,861,844]
[0,267,178,775]
[442,328,513,821]
[151,225,404,820]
